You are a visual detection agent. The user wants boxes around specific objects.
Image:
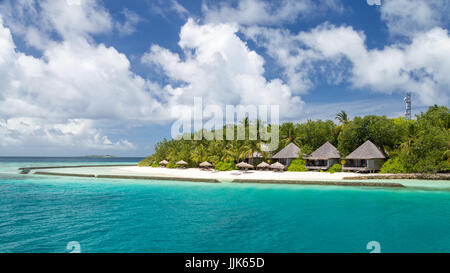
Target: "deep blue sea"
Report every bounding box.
[0,157,450,253]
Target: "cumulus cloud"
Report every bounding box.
[244,23,450,106]
[0,118,135,150]
[142,19,304,118]
[0,0,113,48]
[0,2,306,153]
[380,0,450,38]
[0,3,166,152]
[202,0,344,26]
[0,18,164,121]
[299,24,450,105]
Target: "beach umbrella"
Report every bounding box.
[199,161,213,168]
[176,160,188,166]
[159,160,169,166]
[257,162,270,169]
[236,162,254,170]
[270,162,285,171]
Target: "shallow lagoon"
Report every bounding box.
[1,158,449,253]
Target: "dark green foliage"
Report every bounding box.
[166,162,177,169]
[151,161,159,167]
[287,159,308,172]
[399,126,449,173]
[380,157,407,174]
[327,164,342,173]
[337,115,407,156]
[295,120,337,150]
[215,162,237,171]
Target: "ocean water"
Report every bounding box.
[0,158,450,253]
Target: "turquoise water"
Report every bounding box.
[1,158,450,253]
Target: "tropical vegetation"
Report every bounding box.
[327,164,343,174]
[139,105,449,174]
[287,159,308,172]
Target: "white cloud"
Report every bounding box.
[0,9,167,151]
[150,0,190,20]
[0,0,141,49]
[380,0,450,38]
[0,27,164,121]
[0,6,306,153]
[300,24,450,105]
[0,0,113,39]
[40,0,113,39]
[116,8,141,36]
[244,23,450,106]
[142,19,304,118]
[0,118,134,150]
[170,0,190,18]
[367,0,381,6]
[202,0,344,26]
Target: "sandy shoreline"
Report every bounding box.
[23,165,450,190]
[119,166,366,181]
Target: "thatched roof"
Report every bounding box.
[176,160,188,165]
[199,161,213,167]
[306,142,340,160]
[236,162,254,169]
[257,162,270,168]
[159,160,169,165]
[270,162,286,169]
[345,140,386,160]
[273,143,300,159]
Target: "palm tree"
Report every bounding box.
[241,140,261,164]
[399,123,423,156]
[335,110,349,125]
[224,142,248,163]
[191,144,207,164]
[280,122,298,147]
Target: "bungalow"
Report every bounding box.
[305,142,341,171]
[342,140,386,173]
[272,142,301,167]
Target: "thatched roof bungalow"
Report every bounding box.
[342,140,386,173]
[305,142,341,171]
[272,143,301,167]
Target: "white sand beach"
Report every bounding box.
[118,166,364,181]
[27,165,450,190]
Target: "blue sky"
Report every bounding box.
[0,0,449,157]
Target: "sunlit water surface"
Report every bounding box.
[1,157,449,253]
